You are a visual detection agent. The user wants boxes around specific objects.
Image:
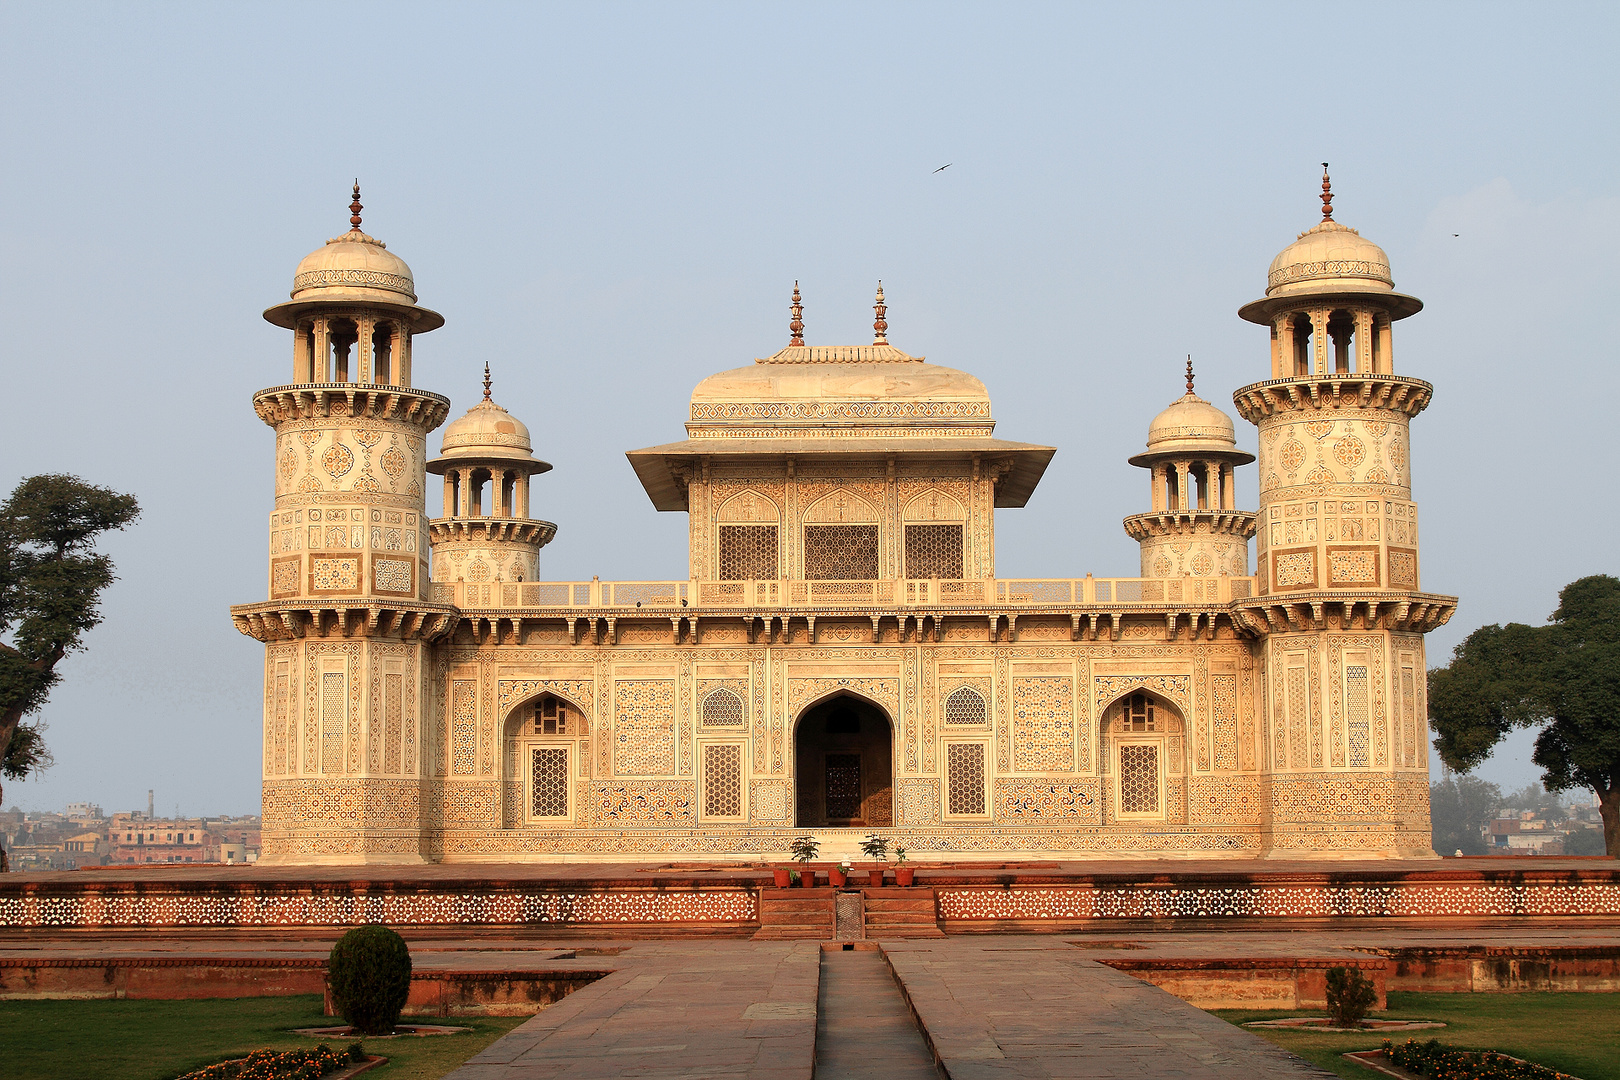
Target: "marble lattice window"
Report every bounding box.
[944,686,987,726]
[700,689,745,727]
[904,524,963,579]
[702,743,743,818]
[1118,744,1161,815]
[803,525,879,580]
[530,746,569,818]
[945,742,987,816]
[718,525,778,581]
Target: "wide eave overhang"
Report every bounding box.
[1237,290,1423,325]
[627,437,1056,511]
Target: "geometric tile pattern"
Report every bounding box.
[904,523,963,580]
[1346,664,1370,767]
[1211,675,1238,771]
[717,525,778,582]
[1011,677,1074,772]
[614,681,676,776]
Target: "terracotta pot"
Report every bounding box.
[828,866,847,887]
[894,867,915,886]
[798,869,817,887]
[867,868,886,887]
[772,867,792,888]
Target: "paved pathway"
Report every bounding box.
[816,947,939,1079]
[442,937,1336,1079]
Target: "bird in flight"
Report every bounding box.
[933,164,952,173]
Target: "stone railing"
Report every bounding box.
[429,576,1255,610]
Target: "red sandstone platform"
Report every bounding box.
[2,857,1616,936]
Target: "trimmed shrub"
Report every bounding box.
[328,924,413,1035]
[1325,965,1376,1027]
[1385,1038,1578,1080]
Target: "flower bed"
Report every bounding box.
[176,1043,368,1080]
[1384,1038,1581,1080]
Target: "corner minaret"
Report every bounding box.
[1123,360,1256,578]
[1231,169,1454,857]
[427,364,557,586]
[233,186,453,864]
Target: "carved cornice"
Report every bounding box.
[229,600,459,643]
[1122,510,1257,542]
[1229,591,1456,638]
[251,385,452,431]
[1232,375,1432,424]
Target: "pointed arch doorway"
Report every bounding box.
[793,694,894,827]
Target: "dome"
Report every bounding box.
[1146,392,1236,451]
[687,345,993,435]
[1127,373,1254,468]
[262,187,446,332]
[1265,220,1393,299]
[428,370,552,475]
[289,230,417,305]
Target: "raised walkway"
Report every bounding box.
[441,937,1339,1079]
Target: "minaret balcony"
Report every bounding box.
[1122,509,1257,542]
[428,517,557,546]
[1233,373,1432,423]
[251,383,451,429]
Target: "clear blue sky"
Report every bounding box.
[1,3,1615,815]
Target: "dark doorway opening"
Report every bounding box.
[794,695,893,827]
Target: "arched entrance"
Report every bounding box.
[794,694,893,827]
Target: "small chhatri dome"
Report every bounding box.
[1130,360,1251,466]
[436,365,539,464]
[1239,168,1422,325]
[265,183,445,332]
[1263,166,1393,299]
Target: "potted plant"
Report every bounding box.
[772,865,792,888]
[894,845,914,887]
[860,834,890,886]
[828,862,848,888]
[790,835,820,887]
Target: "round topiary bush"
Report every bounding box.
[328,924,412,1035]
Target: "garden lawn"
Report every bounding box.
[1212,992,1620,1080]
[0,995,529,1080]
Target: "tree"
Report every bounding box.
[1429,575,1620,856]
[0,475,140,870]
[1429,775,1501,856]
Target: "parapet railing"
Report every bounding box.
[430,576,1255,610]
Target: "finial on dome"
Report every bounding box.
[1320,163,1333,221]
[482,361,492,401]
[349,181,363,230]
[789,282,804,347]
[872,281,888,345]
[1185,356,1195,394]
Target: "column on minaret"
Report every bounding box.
[1175,461,1191,511]
[356,315,374,384]
[397,328,412,386]
[443,473,456,519]
[1355,309,1374,374]
[313,317,330,382]
[1309,308,1328,375]
[491,469,506,518]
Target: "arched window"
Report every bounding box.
[1291,313,1313,376]
[531,694,585,736]
[1124,692,1156,732]
[700,688,745,727]
[944,686,987,726]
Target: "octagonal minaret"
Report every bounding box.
[427,365,557,586]
[1231,168,1454,858]
[1123,361,1256,578]
[233,186,453,864]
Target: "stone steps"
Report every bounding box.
[863,887,944,938]
[753,887,835,939]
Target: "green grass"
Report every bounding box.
[1212,993,1620,1080]
[0,995,530,1080]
